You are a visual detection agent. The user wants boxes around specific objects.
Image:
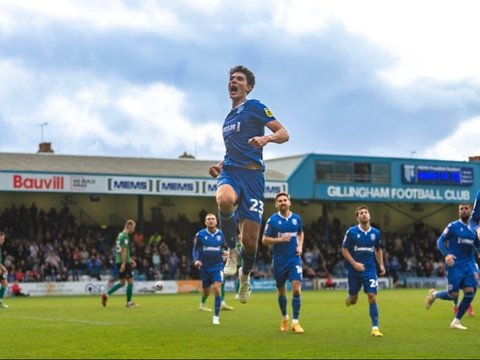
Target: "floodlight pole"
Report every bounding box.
[39,122,48,143]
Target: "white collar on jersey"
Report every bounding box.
[277,211,292,220]
[232,99,247,110]
[357,224,372,234]
[206,228,218,235]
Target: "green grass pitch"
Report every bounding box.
[1,289,480,359]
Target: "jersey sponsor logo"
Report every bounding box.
[278,231,297,237]
[354,246,375,252]
[458,238,474,245]
[203,246,221,252]
[263,108,274,117]
[222,122,241,134]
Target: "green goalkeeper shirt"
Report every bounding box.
[115,232,131,264]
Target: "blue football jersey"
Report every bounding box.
[192,229,225,268]
[263,212,303,267]
[342,225,383,273]
[222,99,276,170]
[437,220,480,265]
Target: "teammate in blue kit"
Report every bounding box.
[193,213,226,325]
[263,192,305,334]
[425,202,480,330]
[208,65,289,304]
[342,206,386,337]
[451,251,477,317]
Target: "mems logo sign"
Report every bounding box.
[203,180,288,199]
[156,179,199,195]
[107,177,153,193]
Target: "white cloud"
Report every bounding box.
[115,83,224,156]
[0,61,224,158]
[271,0,480,86]
[422,116,480,160]
[0,0,186,36]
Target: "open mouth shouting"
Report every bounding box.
[229,84,239,96]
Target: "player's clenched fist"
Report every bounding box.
[208,161,223,178]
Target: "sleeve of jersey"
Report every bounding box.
[192,234,200,262]
[263,218,275,237]
[297,216,303,234]
[375,230,384,249]
[475,237,480,252]
[121,234,128,248]
[251,101,276,125]
[219,231,226,247]
[436,226,451,257]
[341,231,351,248]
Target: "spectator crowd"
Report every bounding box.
[0,203,452,285]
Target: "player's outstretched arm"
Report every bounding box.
[248,120,289,148]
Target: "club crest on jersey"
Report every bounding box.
[237,105,244,114]
[370,234,376,241]
[264,107,274,117]
[292,218,298,226]
[216,235,222,241]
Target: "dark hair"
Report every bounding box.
[355,205,369,217]
[459,202,472,208]
[275,192,290,201]
[229,65,255,88]
[205,213,217,221]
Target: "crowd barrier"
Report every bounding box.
[7,277,395,297]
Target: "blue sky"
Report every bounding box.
[1,0,480,161]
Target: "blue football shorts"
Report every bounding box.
[200,266,224,289]
[347,270,378,295]
[274,258,303,288]
[217,167,265,224]
[447,263,477,293]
